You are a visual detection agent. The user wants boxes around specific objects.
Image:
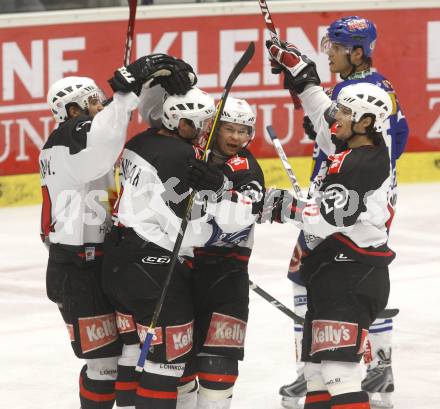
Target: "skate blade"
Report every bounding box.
[369,394,393,409]
[281,396,304,409]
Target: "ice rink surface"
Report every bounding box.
[1,182,440,409]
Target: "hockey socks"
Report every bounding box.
[330,391,370,409]
[304,391,331,409]
[115,364,140,408]
[135,360,185,409]
[79,365,116,409]
[115,344,142,408]
[197,355,238,409]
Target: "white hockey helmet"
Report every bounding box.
[220,97,256,138]
[47,76,106,123]
[162,87,215,135]
[335,83,393,131]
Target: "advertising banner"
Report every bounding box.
[1,7,440,204]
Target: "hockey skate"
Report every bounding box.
[362,349,394,408]
[279,374,307,409]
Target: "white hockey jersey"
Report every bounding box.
[39,92,138,247]
[113,128,260,257]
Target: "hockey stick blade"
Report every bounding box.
[225,42,255,92]
[377,308,399,319]
[135,43,255,373]
[266,125,302,199]
[249,279,304,324]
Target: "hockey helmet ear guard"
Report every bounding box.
[47,76,106,122]
[335,83,393,131]
[162,87,215,137]
[321,16,377,57]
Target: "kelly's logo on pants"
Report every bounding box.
[311,319,358,355]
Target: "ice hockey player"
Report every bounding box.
[264,37,396,409]
[175,97,265,409]
[40,53,195,409]
[101,84,220,409]
[278,16,408,409]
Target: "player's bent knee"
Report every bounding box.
[321,360,362,396]
[86,357,118,380]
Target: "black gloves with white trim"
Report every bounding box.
[257,188,303,224]
[187,158,230,201]
[109,53,197,96]
[266,39,320,94]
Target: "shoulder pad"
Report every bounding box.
[226,155,250,172]
[327,149,352,175]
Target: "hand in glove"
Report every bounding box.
[258,188,302,224]
[109,53,179,94]
[151,58,197,95]
[266,39,320,94]
[188,158,228,199]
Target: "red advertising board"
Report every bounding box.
[1,8,440,176]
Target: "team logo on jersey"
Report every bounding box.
[78,313,119,353]
[311,319,358,355]
[226,156,249,172]
[334,253,355,262]
[75,120,92,131]
[321,184,350,215]
[204,313,247,349]
[166,321,194,361]
[141,255,171,264]
[328,150,351,175]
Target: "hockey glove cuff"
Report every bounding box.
[266,39,321,94]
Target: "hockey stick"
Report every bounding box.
[250,277,398,323]
[249,279,305,324]
[124,0,138,66]
[135,42,256,372]
[257,0,302,109]
[377,308,399,319]
[266,125,303,199]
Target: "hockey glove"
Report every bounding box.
[258,188,302,224]
[109,53,178,94]
[303,116,317,141]
[151,58,197,95]
[266,39,321,94]
[188,158,229,200]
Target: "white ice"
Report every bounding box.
[1,183,440,409]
